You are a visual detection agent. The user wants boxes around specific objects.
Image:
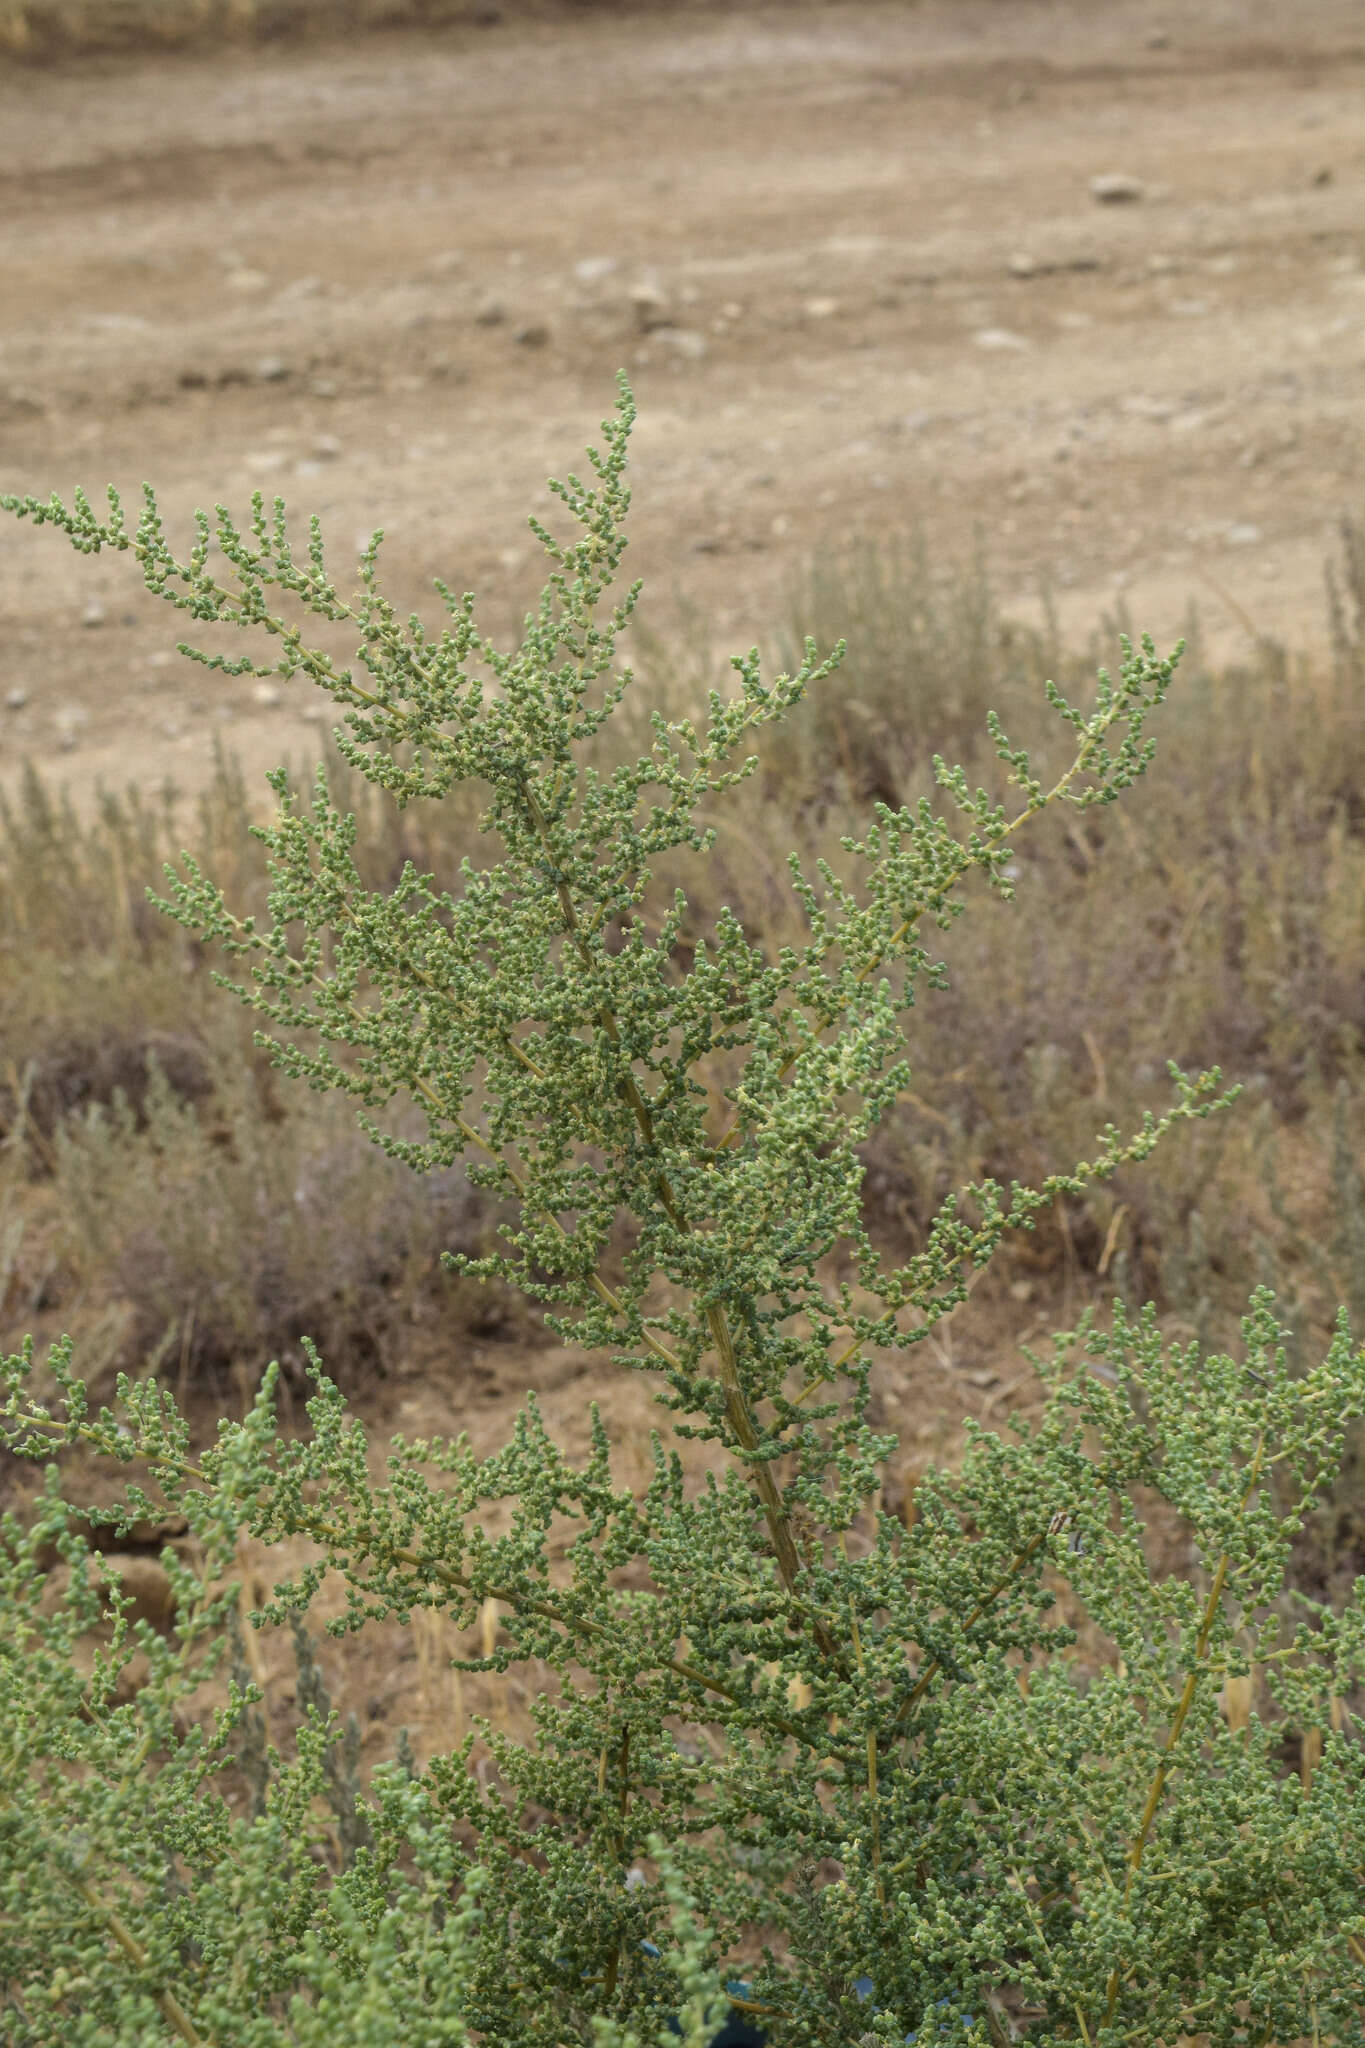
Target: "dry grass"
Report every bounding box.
[0,736,507,1413]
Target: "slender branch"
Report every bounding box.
[0,1789,209,2048]
[1101,1437,1267,2025]
[845,1542,884,1909]
[600,1721,633,2003]
[886,1528,1050,1744]
[708,713,1135,1160]
[1,1406,842,1764]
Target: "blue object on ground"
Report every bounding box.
[641,1942,968,2044]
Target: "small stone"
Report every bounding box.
[225,266,269,292]
[1226,523,1262,546]
[473,297,505,326]
[513,321,550,347]
[256,356,290,381]
[804,296,840,319]
[310,378,338,398]
[574,255,617,284]
[1007,252,1038,277]
[312,434,342,460]
[1311,166,1334,188]
[177,367,209,389]
[81,600,106,627]
[652,326,707,360]
[1090,172,1146,204]
[973,327,1030,351]
[628,279,671,331]
[5,687,27,710]
[252,682,282,708]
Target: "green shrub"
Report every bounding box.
[2,378,1364,2045]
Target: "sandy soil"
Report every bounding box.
[5,0,1364,1771]
[2,0,1364,817]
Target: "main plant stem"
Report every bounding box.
[1100,1437,1266,2028]
[522,781,845,1667]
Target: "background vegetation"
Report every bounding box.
[5,523,1364,1587]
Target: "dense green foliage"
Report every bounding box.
[2,379,1364,2045]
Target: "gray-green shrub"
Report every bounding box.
[2,378,1364,2045]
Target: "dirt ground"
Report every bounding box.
[2,0,1365,817]
[5,0,1365,1767]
